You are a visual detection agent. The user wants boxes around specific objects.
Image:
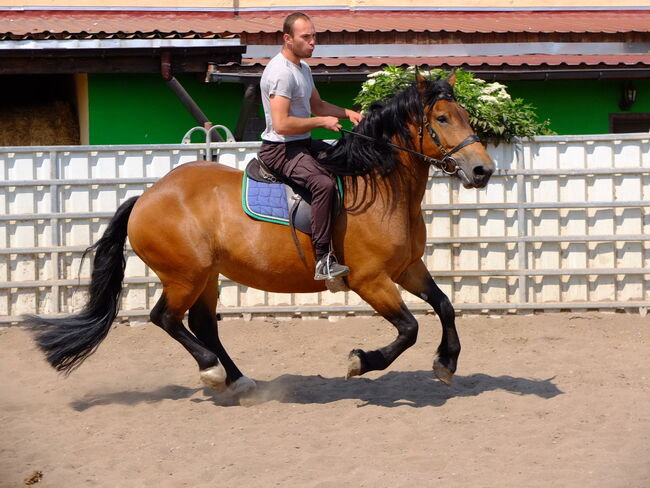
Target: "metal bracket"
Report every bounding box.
[181,125,236,161]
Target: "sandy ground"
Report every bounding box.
[1,312,649,488]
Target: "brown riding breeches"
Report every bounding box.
[258,138,335,259]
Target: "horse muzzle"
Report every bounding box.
[457,162,494,189]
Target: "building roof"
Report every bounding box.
[245,54,650,68]
[1,9,649,39]
[207,53,650,82]
[1,9,649,76]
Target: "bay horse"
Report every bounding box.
[27,72,495,397]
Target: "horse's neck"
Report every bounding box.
[346,157,428,218]
[392,156,430,214]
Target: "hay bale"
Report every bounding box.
[0,99,80,146]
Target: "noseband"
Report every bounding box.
[340,104,480,175]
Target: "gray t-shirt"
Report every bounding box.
[260,52,315,142]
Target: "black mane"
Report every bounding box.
[321,77,455,177]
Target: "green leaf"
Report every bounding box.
[355,66,555,143]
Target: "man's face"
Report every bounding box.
[285,18,316,59]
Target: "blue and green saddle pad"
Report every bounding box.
[241,162,343,233]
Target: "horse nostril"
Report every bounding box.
[473,165,494,179]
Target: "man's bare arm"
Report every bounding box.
[310,87,364,126]
[270,94,341,134]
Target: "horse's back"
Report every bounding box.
[157,160,242,189]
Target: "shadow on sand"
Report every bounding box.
[70,370,563,411]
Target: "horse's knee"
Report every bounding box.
[435,294,455,322]
[398,316,419,347]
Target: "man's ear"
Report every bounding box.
[415,67,427,94]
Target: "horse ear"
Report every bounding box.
[448,70,457,87]
[415,68,427,92]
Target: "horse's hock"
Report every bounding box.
[1,133,649,325]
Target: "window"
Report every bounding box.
[609,113,650,134]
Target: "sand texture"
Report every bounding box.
[1,312,649,487]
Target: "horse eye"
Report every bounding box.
[436,116,448,124]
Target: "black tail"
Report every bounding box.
[25,196,139,374]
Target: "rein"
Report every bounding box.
[340,113,480,175]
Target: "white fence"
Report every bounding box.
[1,133,649,324]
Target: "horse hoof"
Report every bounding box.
[433,357,454,386]
[200,364,227,392]
[346,350,363,379]
[230,377,259,407]
[229,376,257,396]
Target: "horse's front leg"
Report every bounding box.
[347,275,419,378]
[397,259,460,385]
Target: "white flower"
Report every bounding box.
[478,95,499,104]
[485,82,505,92]
[366,79,376,86]
[481,82,511,100]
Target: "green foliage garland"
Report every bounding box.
[354,66,554,142]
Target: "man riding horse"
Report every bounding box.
[258,12,364,280]
[27,14,495,398]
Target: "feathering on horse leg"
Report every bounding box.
[397,260,460,385]
[346,277,419,378]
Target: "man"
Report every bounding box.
[258,12,364,281]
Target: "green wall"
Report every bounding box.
[88,74,649,144]
[313,79,650,137]
[504,79,650,135]
[88,73,244,145]
[311,81,362,140]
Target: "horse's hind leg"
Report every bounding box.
[397,259,460,385]
[347,275,419,378]
[188,276,256,396]
[150,289,227,392]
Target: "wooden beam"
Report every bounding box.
[0,47,244,75]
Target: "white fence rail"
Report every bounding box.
[1,133,649,324]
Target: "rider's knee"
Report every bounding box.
[310,173,335,193]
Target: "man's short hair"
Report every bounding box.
[283,12,311,36]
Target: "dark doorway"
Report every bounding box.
[0,74,80,146]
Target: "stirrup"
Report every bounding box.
[314,253,349,281]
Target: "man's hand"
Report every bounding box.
[320,116,342,132]
[345,109,364,126]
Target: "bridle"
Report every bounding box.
[418,111,480,175]
[340,102,480,176]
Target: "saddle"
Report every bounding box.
[242,158,348,292]
[242,157,343,260]
[243,157,314,235]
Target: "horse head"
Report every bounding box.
[415,71,495,189]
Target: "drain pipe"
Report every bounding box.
[161,51,222,142]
